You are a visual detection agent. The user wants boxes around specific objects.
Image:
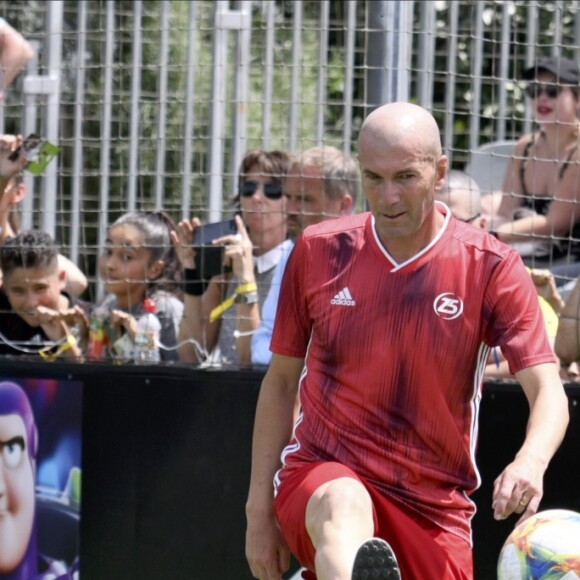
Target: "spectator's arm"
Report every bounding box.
[235,299,259,366]
[0,20,34,97]
[495,136,529,220]
[216,216,257,366]
[0,181,17,242]
[529,269,565,315]
[0,141,30,248]
[555,278,580,364]
[57,254,88,297]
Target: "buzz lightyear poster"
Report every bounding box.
[0,378,82,580]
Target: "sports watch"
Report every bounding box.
[236,291,259,305]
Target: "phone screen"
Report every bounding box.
[8,133,60,175]
[192,219,237,282]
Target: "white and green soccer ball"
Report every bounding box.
[497,509,580,580]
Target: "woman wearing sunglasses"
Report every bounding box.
[174,149,293,367]
[493,56,580,269]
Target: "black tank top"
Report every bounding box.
[518,133,580,259]
[519,133,578,214]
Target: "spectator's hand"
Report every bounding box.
[216,215,255,285]
[109,310,138,340]
[529,268,565,313]
[530,268,555,293]
[60,305,90,342]
[0,135,27,177]
[170,217,201,270]
[35,305,71,342]
[35,306,82,359]
[492,451,544,526]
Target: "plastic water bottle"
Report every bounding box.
[133,298,162,362]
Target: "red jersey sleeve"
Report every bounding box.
[270,235,312,358]
[483,250,556,374]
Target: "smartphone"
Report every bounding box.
[8,133,60,175]
[192,219,237,282]
[8,133,40,162]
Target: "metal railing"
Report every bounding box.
[0,0,578,297]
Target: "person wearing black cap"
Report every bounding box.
[522,55,580,87]
[493,55,580,269]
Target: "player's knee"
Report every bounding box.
[306,477,373,537]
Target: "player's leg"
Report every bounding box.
[305,476,374,578]
[275,462,401,580]
[276,461,470,579]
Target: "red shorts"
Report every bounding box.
[274,462,473,580]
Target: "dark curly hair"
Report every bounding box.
[0,230,59,277]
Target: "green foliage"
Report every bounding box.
[2,0,580,288]
[430,1,580,166]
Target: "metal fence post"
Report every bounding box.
[208,0,251,222]
[366,0,414,114]
[23,0,63,238]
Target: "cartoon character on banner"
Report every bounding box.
[0,381,75,580]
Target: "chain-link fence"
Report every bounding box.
[0,0,579,348]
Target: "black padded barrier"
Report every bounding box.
[1,358,578,580]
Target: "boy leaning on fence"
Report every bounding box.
[0,137,87,359]
[0,229,86,359]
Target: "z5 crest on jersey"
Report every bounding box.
[433,292,464,320]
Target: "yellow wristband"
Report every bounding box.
[39,334,78,362]
[209,282,258,323]
[236,282,258,295]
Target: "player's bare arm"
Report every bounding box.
[492,363,568,525]
[246,353,304,580]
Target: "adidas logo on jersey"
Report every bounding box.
[331,287,356,306]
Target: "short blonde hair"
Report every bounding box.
[294,146,359,206]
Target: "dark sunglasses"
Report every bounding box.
[240,180,284,200]
[525,82,562,100]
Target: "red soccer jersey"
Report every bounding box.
[271,205,555,544]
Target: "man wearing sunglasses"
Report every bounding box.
[251,146,359,366]
[493,56,580,269]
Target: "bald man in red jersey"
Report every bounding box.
[245,102,569,580]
